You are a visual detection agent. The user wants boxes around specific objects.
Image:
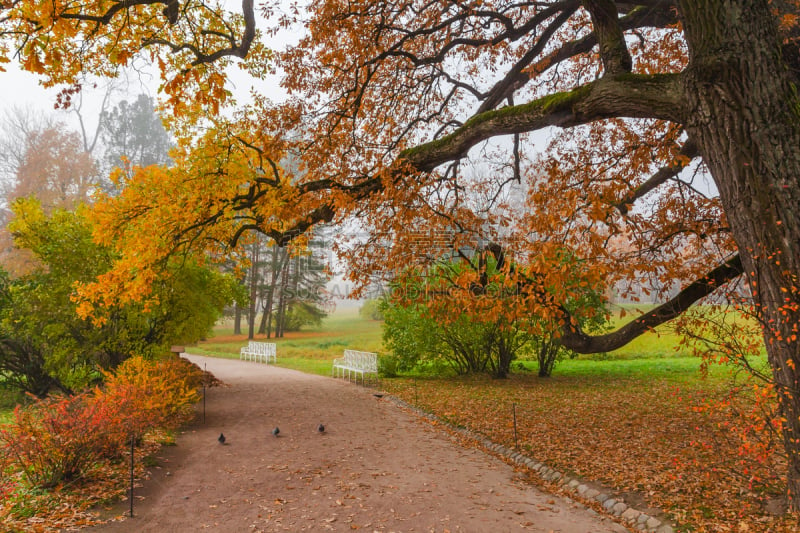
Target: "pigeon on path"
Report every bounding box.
[272,427,280,437]
[218,433,226,445]
[317,423,325,433]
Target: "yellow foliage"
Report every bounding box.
[94,355,203,434]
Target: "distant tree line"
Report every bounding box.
[232,232,330,339]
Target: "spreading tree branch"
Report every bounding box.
[615,137,700,214]
[59,0,166,25]
[478,2,678,113]
[259,73,686,246]
[583,0,632,74]
[143,0,256,65]
[402,74,685,173]
[58,0,256,66]
[559,254,743,353]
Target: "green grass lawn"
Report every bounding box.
[515,354,736,384]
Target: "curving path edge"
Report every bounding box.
[90,354,630,532]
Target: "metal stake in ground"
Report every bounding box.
[203,363,207,424]
[512,403,518,450]
[129,434,135,517]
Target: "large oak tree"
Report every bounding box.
[3,0,800,508]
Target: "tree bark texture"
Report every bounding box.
[679,0,800,507]
[274,254,291,338]
[258,246,286,337]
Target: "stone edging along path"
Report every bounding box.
[381,392,677,533]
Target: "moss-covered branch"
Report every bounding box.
[401,73,685,172]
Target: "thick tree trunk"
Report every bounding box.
[680,0,800,508]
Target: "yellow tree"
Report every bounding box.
[3,0,800,509]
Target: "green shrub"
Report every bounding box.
[378,354,400,378]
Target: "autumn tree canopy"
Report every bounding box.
[0,199,239,395]
[3,0,800,508]
[13,127,97,210]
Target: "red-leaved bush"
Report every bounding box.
[0,355,204,490]
[0,452,19,500]
[0,393,119,488]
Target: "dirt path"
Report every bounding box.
[91,354,628,532]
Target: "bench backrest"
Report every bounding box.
[247,341,276,354]
[343,349,377,372]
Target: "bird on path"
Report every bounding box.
[317,423,325,433]
[218,433,226,445]
[272,427,280,437]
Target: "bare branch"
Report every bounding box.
[615,137,700,214]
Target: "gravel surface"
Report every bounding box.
[90,354,629,532]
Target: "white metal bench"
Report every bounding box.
[332,349,378,384]
[240,341,277,364]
